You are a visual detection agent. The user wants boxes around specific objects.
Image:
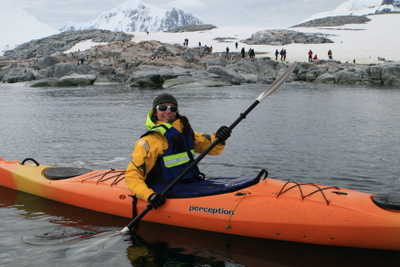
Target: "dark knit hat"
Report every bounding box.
[152,93,178,108]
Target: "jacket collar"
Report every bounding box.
[145,109,183,132]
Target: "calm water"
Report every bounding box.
[1,82,400,266]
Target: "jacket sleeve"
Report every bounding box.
[194,131,226,155]
[125,134,167,201]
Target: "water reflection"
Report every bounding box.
[1,186,400,266]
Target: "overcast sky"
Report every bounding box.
[13,0,347,29]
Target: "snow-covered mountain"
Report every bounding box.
[0,0,58,48]
[303,0,400,22]
[60,0,204,33]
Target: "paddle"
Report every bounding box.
[65,61,297,260]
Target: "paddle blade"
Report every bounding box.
[20,226,94,246]
[65,231,123,261]
[256,61,297,102]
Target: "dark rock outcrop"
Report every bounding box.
[30,74,96,87]
[166,24,217,32]
[4,29,133,59]
[241,29,333,46]
[292,15,371,28]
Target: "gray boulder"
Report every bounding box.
[126,66,191,88]
[50,63,94,78]
[367,65,383,83]
[126,67,163,88]
[163,76,231,89]
[58,73,96,86]
[237,72,259,83]
[227,58,280,78]
[159,66,190,79]
[314,73,336,84]
[29,73,96,87]
[207,65,246,85]
[334,68,368,85]
[206,57,230,68]
[163,71,230,89]
[29,78,61,87]
[37,56,60,69]
[53,63,78,78]
[381,63,400,86]
[1,68,34,83]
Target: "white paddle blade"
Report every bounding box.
[256,61,297,102]
[65,231,122,261]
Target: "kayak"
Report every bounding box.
[1,157,400,251]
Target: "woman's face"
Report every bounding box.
[155,102,178,122]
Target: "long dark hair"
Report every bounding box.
[151,109,193,137]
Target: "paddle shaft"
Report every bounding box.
[123,62,298,232]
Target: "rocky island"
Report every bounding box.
[1,24,400,87]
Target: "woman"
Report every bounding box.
[125,93,231,209]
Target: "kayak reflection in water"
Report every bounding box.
[126,234,230,266]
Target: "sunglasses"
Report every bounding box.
[156,104,178,113]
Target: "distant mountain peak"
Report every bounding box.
[60,0,204,32]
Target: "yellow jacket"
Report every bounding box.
[125,111,226,201]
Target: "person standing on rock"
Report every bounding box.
[280,49,287,61]
[241,47,245,58]
[308,50,313,62]
[275,49,279,60]
[235,42,238,49]
[226,47,230,54]
[328,49,333,59]
[249,48,255,58]
[125,93,231,209]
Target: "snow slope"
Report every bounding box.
[302,0,400,22]
[63,13,400,64]
[124,13,400,64]
[0,0,58,51]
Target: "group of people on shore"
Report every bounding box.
[183,38,189,46]
[275,49,287,61]
[308,49,333,61]
[185,37,337,63]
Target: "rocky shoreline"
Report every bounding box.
[1,29,400,87]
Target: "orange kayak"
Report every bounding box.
[1,157,400,251]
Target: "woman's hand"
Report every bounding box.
[147,192,166,209]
